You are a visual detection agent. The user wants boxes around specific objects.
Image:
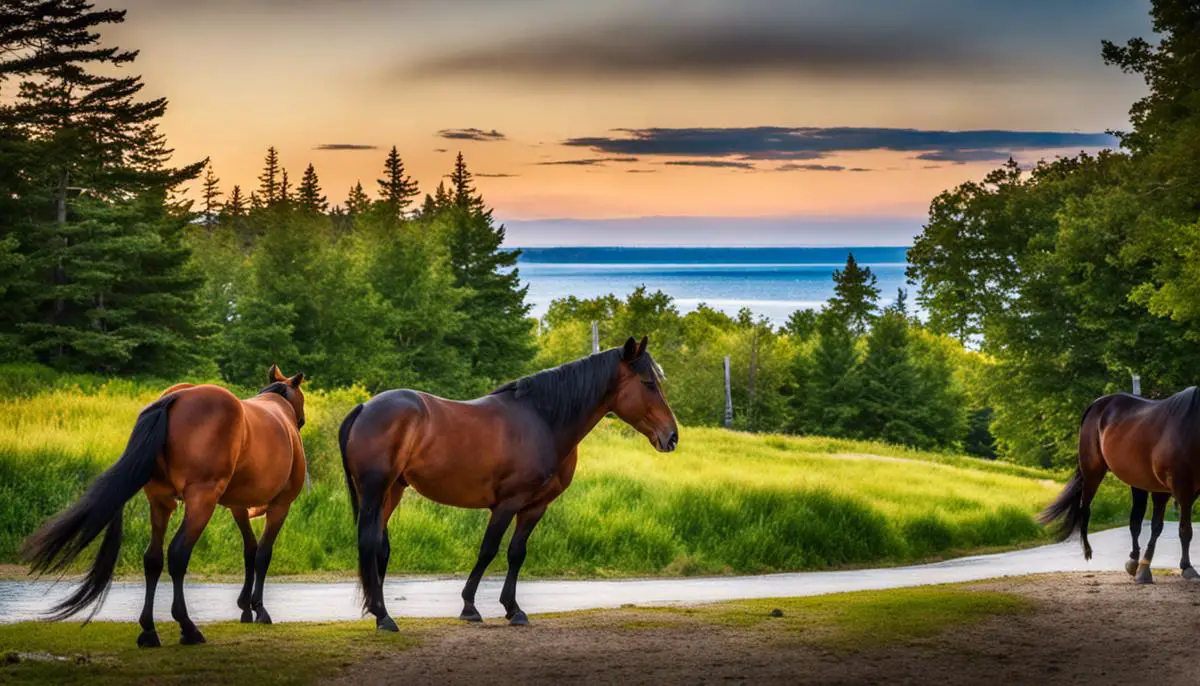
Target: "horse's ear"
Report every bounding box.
[269,364,285,383]
[289,372,304,388]
[622,337,638,361]
[637,336,649,357]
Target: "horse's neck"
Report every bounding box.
[555,387,617,456]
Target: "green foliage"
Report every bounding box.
[828,252,880,335]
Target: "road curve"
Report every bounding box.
[0,524,1180,624]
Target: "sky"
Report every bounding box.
[106,0,1152,246]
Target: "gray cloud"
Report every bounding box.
[914,149,1015,164]
[776,163,872,172]
[566,127,1116,162]
[437,128,507,142]
[315,143,379,150]
[476,172,517,177]
[664,160,756,170]
[536,156,639,166]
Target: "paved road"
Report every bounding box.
[0,524,1179,624]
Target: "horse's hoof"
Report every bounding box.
[136,631,161,648]
[376,616,399,633]
[1182,567,1200,581]
[508,611,529,626]
[1125,558,1139,577]
[1135,562,1154,585]
[179,629,206,645]
[240,609,254,623]
[458,607,483,623]
[255,609,273,625]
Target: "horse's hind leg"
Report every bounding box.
[1176,485,1200,580]
[137,494,175,648]
[356,470,398,631]
[231,507,258,623]
[248,503,291,624]
[500,503,550,626]
[1077,462,1107,560]
[1135,492,1169,584]
[169,484,220,645]
[1126,487,1149,576]
[459,504,518,622]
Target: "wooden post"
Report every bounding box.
[1132,373,1142,396]
[591,320,599,354]
[723,355,733,428]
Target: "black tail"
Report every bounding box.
[338,403,364,520]
[21,395,177,621]
[355,470,388,616]
[1037,466,1085,543]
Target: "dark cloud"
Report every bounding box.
[315,143,379,150]
[437,128,507,142]
[476,172,516,177]
[433,147,448,153]
[914,149,1015,164]
[565,127,1116,162]
[775,163,872,172]
[536,156,639,166]
[626,169,658,174]
[664,160,756,170]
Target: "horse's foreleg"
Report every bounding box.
[169,484,219,645]
[1177,488,1199,580]
[459,505,518,622]
[1126,487,1148,575]
[137,495,175,648]
[499,504,548,626]
[231,507,258,622]
[249,503,290,624]
[1135,492,1169,584]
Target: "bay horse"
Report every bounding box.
[339,336,678,631]
[22,365,307,647]
[1039,387,1200,584]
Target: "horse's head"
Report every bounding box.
[268,364,306,429]
[612,336,679,453]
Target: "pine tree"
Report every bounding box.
[249,191,264,212]
[854,307,924,447]
[298,163,327,214]
[828,253,880,335]
[789,310,861,437]
[441,153,533,388]
[225,185,247,218]
[0,1,206,374]
[277,168,291,208]
[346,182,370,216]
[377,146,419,219]
[257,146,280,205]
[433,180,451,211]
[201,164,222,229]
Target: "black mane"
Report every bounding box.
[1162,386,1200,418]
[259,381,290,398]
[491,348,661,430]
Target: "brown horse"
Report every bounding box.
[339,336,678,631]
[22,365,307,647]
[1039,387,1200,584]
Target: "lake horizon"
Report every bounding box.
[511,245,913,326]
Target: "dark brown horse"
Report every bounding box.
[339,336,678,631]
[22,365,307,647]
[1040,387,1200,584]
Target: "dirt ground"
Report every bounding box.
[334,572,1200,686]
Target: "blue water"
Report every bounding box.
[514,246,911,325]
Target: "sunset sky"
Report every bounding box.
[106,0,1150,245]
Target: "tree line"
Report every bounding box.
[908,0,1200,467]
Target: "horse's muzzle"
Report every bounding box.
[656,430,679,453]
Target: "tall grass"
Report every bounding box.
[0,372,1126,577]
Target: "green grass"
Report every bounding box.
[0,369,1123,577]
[0,620,418,685]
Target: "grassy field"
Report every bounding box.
[0,585,1030,684]
[0,367,1131,578]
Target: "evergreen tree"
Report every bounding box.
[854,307,924,447]
[783,308,818,342]
[297,163,327,214]
[828,253,880,335]
[225,185,247,218]
[257,146,280,205]
[0,1,206,374]
[277,168,292,208]
[346,182,370,217]
[201,164,222,229]
[789,310,861,437]
[377,146,418,219]
[441,154,533,388]
[249,190,264,212]
[433,180,452,211]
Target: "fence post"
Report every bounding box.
[591,320,599,354]
[1131,373,1141,396]
[723,355,733,428]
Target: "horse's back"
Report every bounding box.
[158,385,247,490]
[1092,388,1200,492]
